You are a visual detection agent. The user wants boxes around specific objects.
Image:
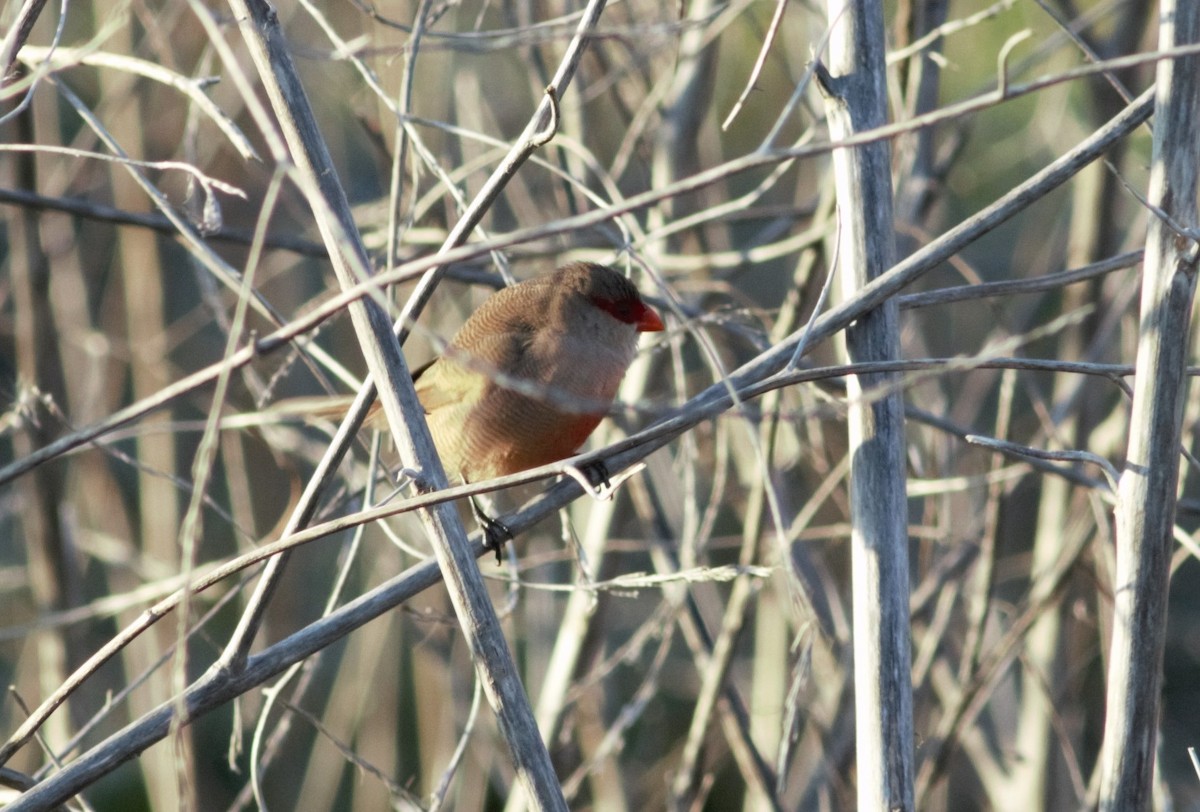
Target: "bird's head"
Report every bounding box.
[558,262,665,334]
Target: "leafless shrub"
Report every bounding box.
[2,0,1198,810]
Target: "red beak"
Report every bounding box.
[636,304,665,333]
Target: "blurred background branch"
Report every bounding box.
[2,0,1198,810]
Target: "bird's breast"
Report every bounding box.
[423,317,640,480]
[526,325,637,405]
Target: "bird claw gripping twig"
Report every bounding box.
[584,459,612,490]
[563,460,646,502]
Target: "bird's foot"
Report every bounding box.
[471,496,512,565]
[564,460,648,502]
[582,460,611,490]
[563,460,615,500]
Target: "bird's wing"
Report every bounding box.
[414,327,535,413]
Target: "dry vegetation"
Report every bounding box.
[2,0,1199,810]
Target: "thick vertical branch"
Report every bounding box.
[222,2,567,809]
[821,0,915,808]
[1098,2,1200,808]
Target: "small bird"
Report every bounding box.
[265,265,660,557]
[391,261,664,484]
[370,262,661,558]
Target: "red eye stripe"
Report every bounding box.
[590,295,665,332]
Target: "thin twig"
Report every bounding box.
[965,434,1121,493]
[721,0,788,131]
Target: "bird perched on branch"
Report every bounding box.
[392,261,664,482]
[367,262,664,555]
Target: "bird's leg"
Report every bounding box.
[467,489,512,565]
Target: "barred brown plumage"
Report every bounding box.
[372,262,663,482]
